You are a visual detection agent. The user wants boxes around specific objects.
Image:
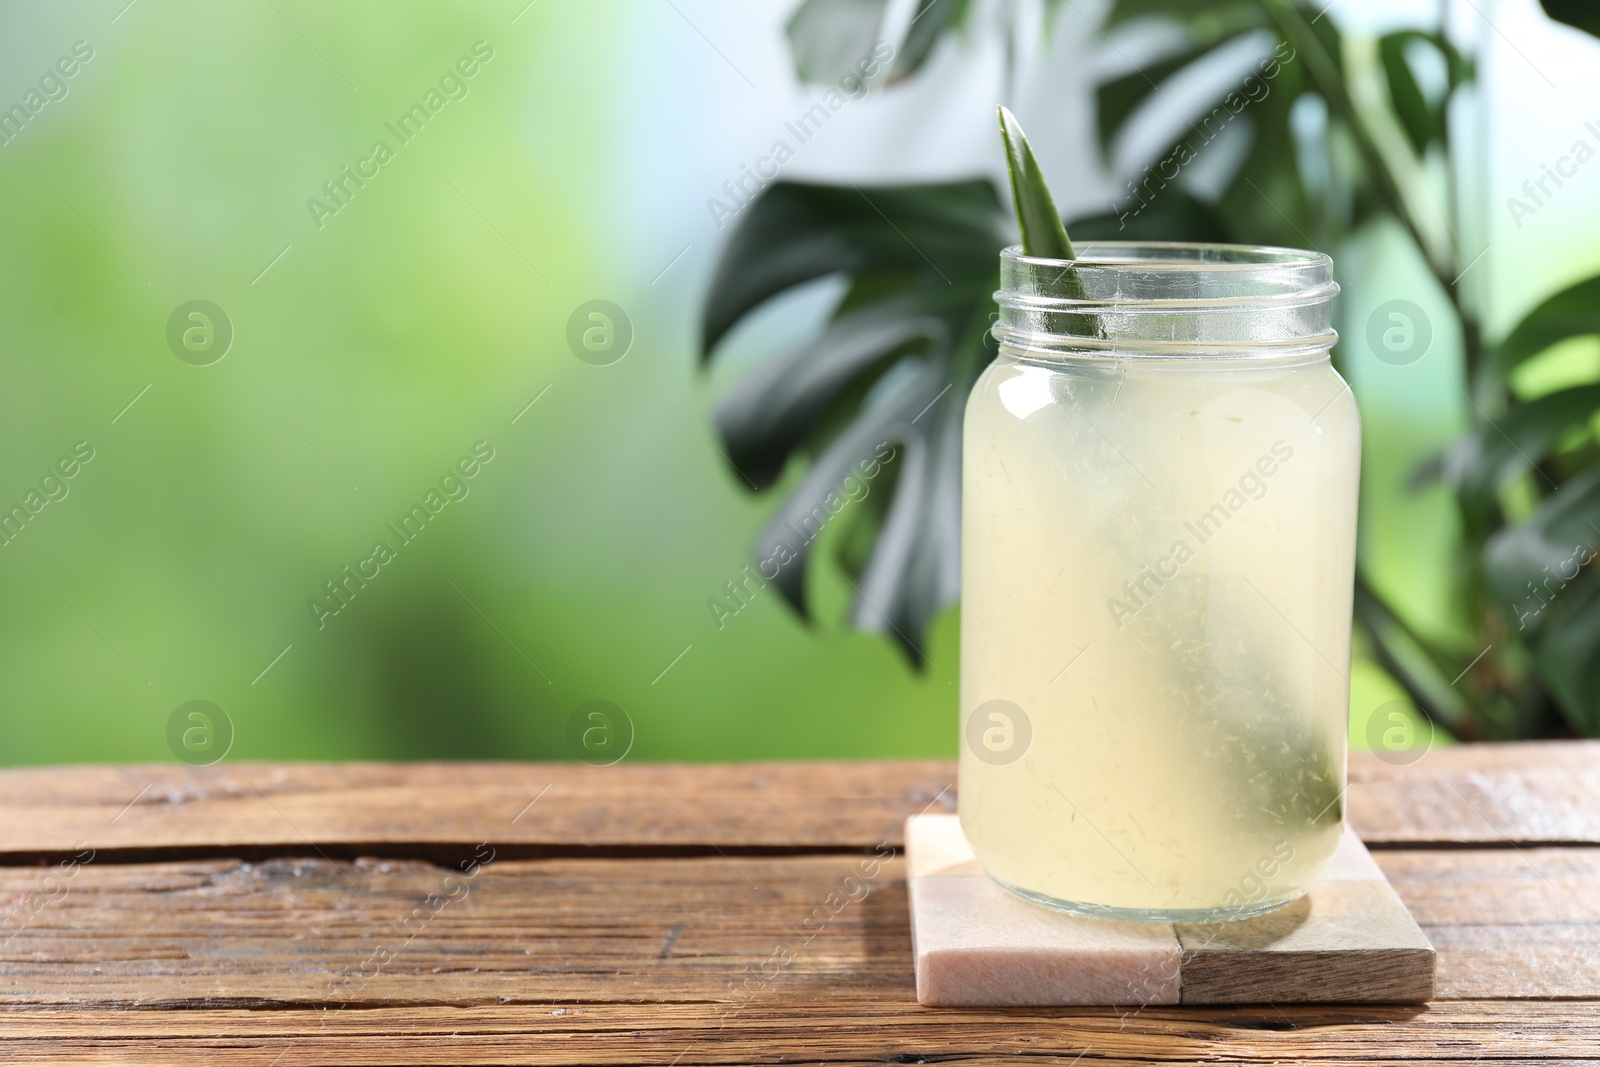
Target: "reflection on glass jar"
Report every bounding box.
[959,243,1359,923]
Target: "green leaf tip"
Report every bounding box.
[997,105,1074,260]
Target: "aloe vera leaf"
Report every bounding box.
[996,105,1074,260]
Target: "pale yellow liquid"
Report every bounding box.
[959,348,1360,920]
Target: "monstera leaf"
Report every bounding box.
[786,0,892,83]
[1426,280,1600,519]
[702,176,1228,660]
[1091,0,1598,735]
[707,0,1600,734]
[1098,0,1457,254]
[1409,265,1600,735]
[1493,276,1600,375]
[1097,0,1466,277]
[785,0,1080,84]
[1435,383,1600,521]
[897,0,975,77]
[1464,273,1600,735]
[1377,31,1471,155]
[1541,0,1600,38]
[702,180,1006,660]
[1484,468,1600,736]
[1097,0,1323,248]
[785,0,972,83]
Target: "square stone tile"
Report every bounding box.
[907,815,1180,1007]
[906,814,1434,1007]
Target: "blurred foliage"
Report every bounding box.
[1540,0,1600,38]
[0,1,969,767]
[702,182,1000,654]
[703,0,1600,738]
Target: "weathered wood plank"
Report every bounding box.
[0,851,1594,1008]
[1378,847,1600,926]
[1377,847,1600,998]
[0,854,902,1007]
[0,1001,1596,1065]
[0,741,1595,1066]
[0,744,1596,857]
[0,762,955,858]
[1350,741,1600,845]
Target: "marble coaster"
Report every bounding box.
[906,814,1435,1007]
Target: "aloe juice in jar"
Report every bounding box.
[957,244,1359,922]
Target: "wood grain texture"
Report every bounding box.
[0,743,1596,860]
[1377,847,1600,998]
[0,761,956,859]
[0,1001,1595,1065]
[1349,741,1600,845]
[0,850,1590,1006]
[1175,882,1435,1003]
[0,749,1595,1064]
[0,854,908,1007]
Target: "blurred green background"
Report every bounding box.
[1,0,1596,764]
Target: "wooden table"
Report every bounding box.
[0,743,1596,1064]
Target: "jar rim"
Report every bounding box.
[993,241,1339,360]
[1001,241,1335,272]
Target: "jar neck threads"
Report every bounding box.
[994,242,1339,360]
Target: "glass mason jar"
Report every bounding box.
[958,243,1360,923]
